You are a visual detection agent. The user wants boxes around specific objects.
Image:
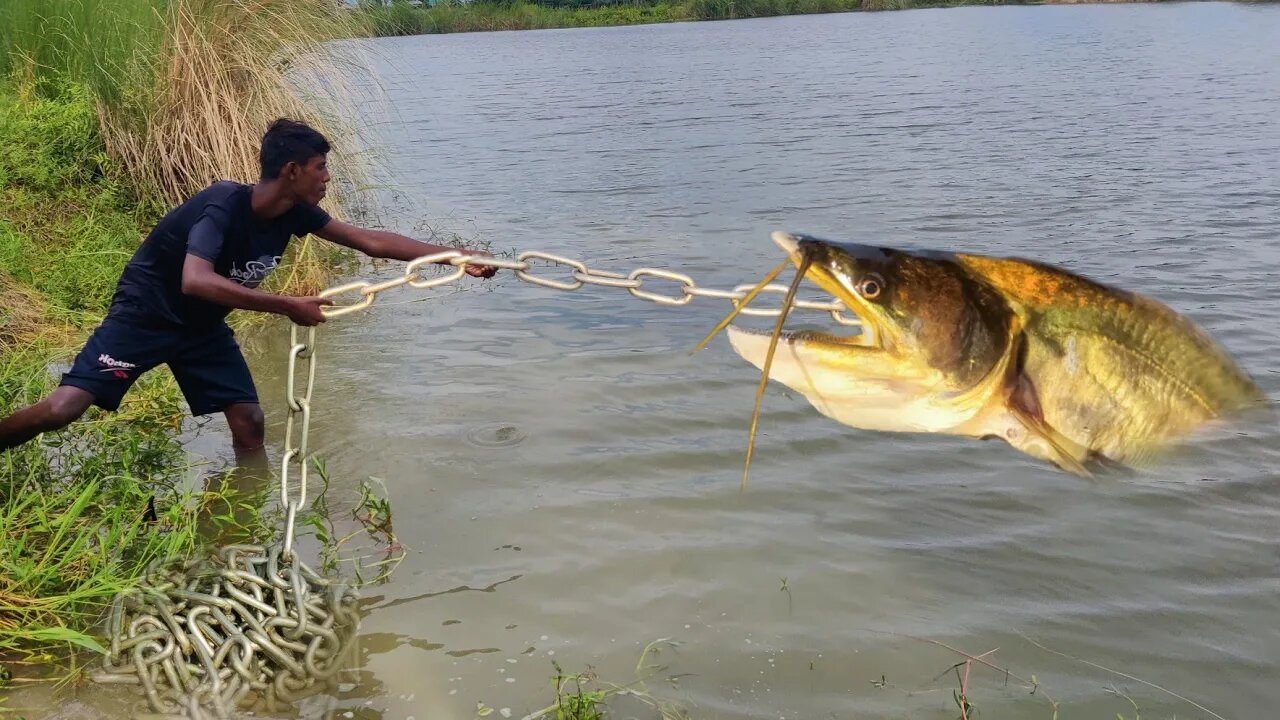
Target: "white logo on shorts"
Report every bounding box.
[98,354,139,376]
[98,354,138,370]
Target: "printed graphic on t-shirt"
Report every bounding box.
[107,181,328,327]
[228,255,281,288]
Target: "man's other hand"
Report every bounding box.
[462,249,499,279]
[285,296,335,326]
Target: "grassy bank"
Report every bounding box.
[0,83,204,671]
[0,0,374,680]
[357,0,1090,35]
[1,0,372,297]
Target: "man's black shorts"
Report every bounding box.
[59,316,258,415]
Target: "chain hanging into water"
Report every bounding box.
[94,247,851,718]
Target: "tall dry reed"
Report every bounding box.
[94,0,375,294]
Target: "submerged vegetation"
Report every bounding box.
[518,640,691,720]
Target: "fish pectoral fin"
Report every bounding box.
[993,327,1092,477]
[1009,405,1093,478]
[1005,371,1092,478]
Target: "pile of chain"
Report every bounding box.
[91,544,359,719]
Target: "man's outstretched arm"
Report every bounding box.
[181,256,333,326]
[314,219,497,278]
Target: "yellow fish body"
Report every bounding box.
[725,232,1268,476]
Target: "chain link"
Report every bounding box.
[316,249,861,326]
[280,324,317,561]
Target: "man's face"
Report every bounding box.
[286,154,330,205]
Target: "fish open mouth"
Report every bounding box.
[692,230,883,490]
[723,231,877,349]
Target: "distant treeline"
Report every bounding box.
[356,0,1023,36]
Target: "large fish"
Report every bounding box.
[720,231,1268,478]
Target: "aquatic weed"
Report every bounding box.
[518,638,690,720]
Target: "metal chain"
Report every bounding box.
[90,544,360,719]
[281,323,318,562]
[317,249,861,326]
[94,317,340,719]
[96,246,854,718]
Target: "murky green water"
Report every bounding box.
[18,4,1280,719]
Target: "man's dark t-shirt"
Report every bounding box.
[107,180,330,328]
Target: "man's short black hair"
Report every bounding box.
[260,118,330,180]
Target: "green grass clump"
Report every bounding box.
[1,0,370,301]
[0,342,196,669]
[0,445,198,661]
[0,84,197,671]
[0,85,161,325]
[514,641,690,720]
[0,84,101,193]
[0,0,161,106]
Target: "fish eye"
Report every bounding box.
[857,274,884,300]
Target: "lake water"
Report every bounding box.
[25,3,1280,719]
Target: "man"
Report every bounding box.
[0,118,496,453]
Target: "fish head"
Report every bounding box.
[725,232,1016,430]
[785,232,1010,364]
